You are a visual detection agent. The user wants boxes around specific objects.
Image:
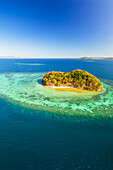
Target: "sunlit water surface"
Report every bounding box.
[0,59,113,170]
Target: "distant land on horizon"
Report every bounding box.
[81,57,113,59]
[0,56,113,59]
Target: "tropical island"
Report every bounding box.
[42,69,102,92]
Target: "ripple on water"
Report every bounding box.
[0,73,113,118]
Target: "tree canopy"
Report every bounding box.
[42,69,102,91]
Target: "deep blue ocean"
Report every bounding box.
[0,59,113,170]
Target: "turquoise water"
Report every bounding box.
[0,72,113,118]
[0,59,113,169]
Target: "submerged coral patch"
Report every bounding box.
[0,73,113,118]
[15,63,44,66]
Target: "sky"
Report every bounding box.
[0,0,113,58]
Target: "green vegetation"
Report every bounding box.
[42,69,102,91]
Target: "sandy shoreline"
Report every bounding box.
[42,85,104,93]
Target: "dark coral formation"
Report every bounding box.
[42,69,102,91]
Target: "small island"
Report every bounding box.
[81,57,113,59]
[42,69,102,92]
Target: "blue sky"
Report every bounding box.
[0,0,113,58]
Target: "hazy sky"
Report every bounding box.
[0,0,113,58]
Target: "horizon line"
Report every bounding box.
[0,56,113,59]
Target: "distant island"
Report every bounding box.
[81,57,113,59]
[42,69,102,92]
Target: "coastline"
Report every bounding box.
[42,85,104,93]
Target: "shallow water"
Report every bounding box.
[0,59,113,170]
[0,72,113,118]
